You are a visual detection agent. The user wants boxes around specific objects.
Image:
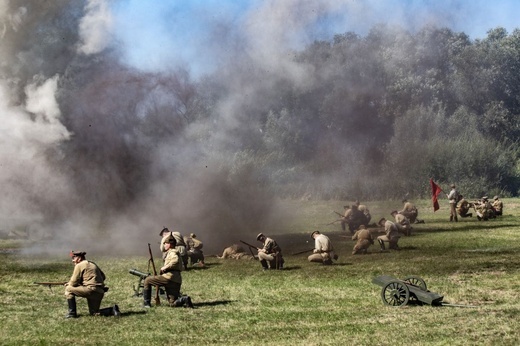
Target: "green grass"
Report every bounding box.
[1,199,519,345]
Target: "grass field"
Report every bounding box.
[1,199,519,345]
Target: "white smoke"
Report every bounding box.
[77,0,114,55]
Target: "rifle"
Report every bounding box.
[291,248,314,256]
[325,219,343,226]
[334,211,345,218]
[129,269,150,296]
[33,281,67,292]
[239,240,259,258]
[148,243,160,306]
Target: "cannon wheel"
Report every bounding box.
[402,276,427,291]
[381,280,410,306]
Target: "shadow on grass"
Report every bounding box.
[193,299,234,308]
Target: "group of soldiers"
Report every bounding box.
[61,190,505,318]
[448,184,504,222]
[63,227,205,318]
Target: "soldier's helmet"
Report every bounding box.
[493,196,499,200]
[256,233,265,241]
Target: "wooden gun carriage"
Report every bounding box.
[372,275,447,307]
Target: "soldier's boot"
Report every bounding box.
[173,296,194,308]
[65,298,78,319]
[449,215,453,222]
[378,239,386,251]
[143,289,152,308]
[97,305,121,317]
[260,259,269,270]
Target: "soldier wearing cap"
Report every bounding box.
[308,230,338,265]
[492,196,503,216]
[390,210,412,236]
[256,233,284,270]
[144,232,193,308]
[159,227,189,270]
[446,184,460,222]
[185,233,205,267]
[351,225,374,255]
[376,218,400,251]
[475,196,495,221]
[341,204,366,234]
[457,195,473,218]
[65,251,120,318]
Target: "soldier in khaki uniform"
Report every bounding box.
[256,233,284,270]
[355,201,372,225]
[399,199,424,223]
[446,184,460,222]
[218,244,255,260]
[341,204,367,234]
[65,251,120,318]
[351,225,374,255]
[492,196,503,216]
[391,210,412,236]
[377,218,400,251]
[160,227,189,269]
[185,233,204,267]
[457,196,473,218]
[143,233,193,308]
[308,230,338,265]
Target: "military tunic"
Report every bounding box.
[65,260,106,314]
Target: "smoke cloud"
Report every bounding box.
[0,0,517,256]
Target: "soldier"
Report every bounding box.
[492,196,503,216]
[256,233,284,270]
[185,233,204,267]
[341,204,366,234]
[446,184,460,222]
[475,196,495,221]
[457,195,473,218]
[218,244,255,260]
[159,227,189,270]
[143,232,193,308]
[64,251,120,318]
[351,225,374,255]
[376,217,400,251]
[355,200,372,225]
[307,230,338,265]
[399,199,424,224]
[390,210,412,236]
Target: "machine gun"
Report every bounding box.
[128,269,150,297]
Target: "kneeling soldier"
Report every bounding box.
[308,230,338,264]
[65,251,120,318]
[143,232,193,308]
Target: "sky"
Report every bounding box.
[110,0,520,76]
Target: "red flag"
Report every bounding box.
[430,178,443,212]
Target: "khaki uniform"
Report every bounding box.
[377,220,400,249]
[400,202,418,223]
[308,233,337,264]
[492,199,503,216]
[393,213,412,236]
[258,237,284,269]
[457,199,473,217]
[447,188,460,222]
[218,245,254,260]
[144,247,183,301]
[65,260,106,315]
[186,235,204,265]
[341,206,366,233]
[351,227,373,255]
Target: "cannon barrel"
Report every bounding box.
[129,268,150,279]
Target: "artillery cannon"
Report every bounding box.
[372,275,477,307]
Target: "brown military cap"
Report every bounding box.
[159,227,170,236]
[378,218,386,225]
[69,250,86,257]
[256,233,265,241]
[311,230,320,238]
[390,210,398,215]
